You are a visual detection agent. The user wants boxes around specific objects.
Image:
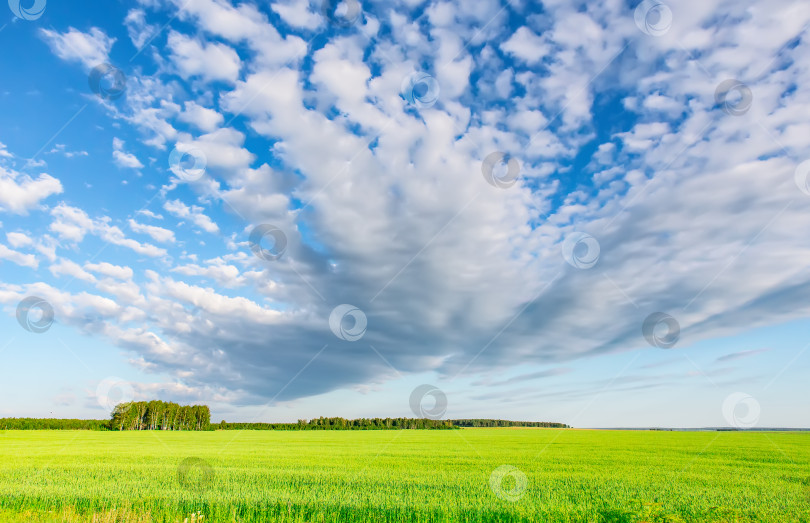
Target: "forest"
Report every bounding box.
[109,401,211,431]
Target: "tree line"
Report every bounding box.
[0,418,110,430]
[217,418,569,430]
[452,419,570,428]
[0,405,569,431]
[217,417,458,430]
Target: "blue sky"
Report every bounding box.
[0,0,809,428]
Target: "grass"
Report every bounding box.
[0,429,807,522]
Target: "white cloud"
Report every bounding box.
[136,209,163,220]
[167,31,242,84]
[168,0,307,66]
[0,166,63,215]
[128,219,176,243]
[49,204,95,242]
[50,204,167,257]
[39,27,115,70]
[163,199,219,234]
[172,127,255,174]
[48,144,89,159]
[171,262,244,287]
[177,101,224,132]
[6,232,33,248]
[271,0,322,30]
[85,262,134,280]
[124,8,157,49]
[50,259,96,283]
[112,138,144,169]
[500,26,548,65]
[0,244,38,269]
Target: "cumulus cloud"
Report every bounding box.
[167,31,242,84]
[39,27,115,70]
[124,8,157,49]
[49,259,96,283]
[128,219,176,243]
[112,138,144,169]
[85,262,134,280]
[177,101,224,132]
[500,26,548,65]
[0,166,63,214]
[6,232,33,248]
[271,0,322,30]
[0,244,38,269]
[50,204,167,257]
[163,199,220,234]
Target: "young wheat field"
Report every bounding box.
[0,429,807,522]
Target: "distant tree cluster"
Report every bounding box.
[218,416,458,430]
[217,417,570,430]
[451,419,570,428]
[110,401,211,431]
[0,418,110,430]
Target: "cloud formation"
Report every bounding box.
[2,0,809,413]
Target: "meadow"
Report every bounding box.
[0,429,807,522]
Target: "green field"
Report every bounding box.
[0,429,808,522]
